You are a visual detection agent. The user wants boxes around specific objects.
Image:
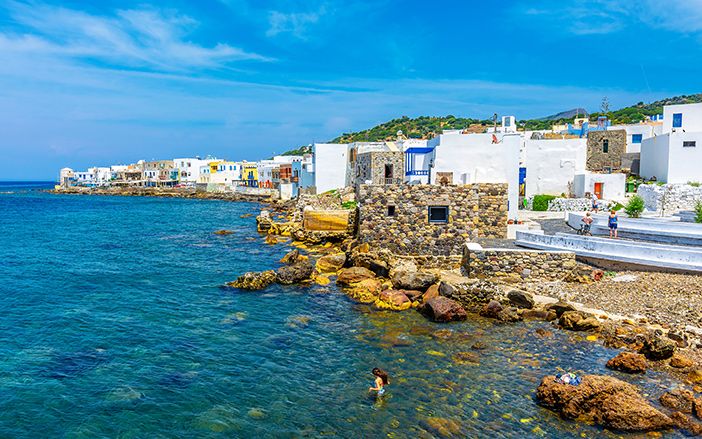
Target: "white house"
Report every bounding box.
[429,131,520,220]
[257,160,279,188]
[174,157,217,184]
[523,137,587,197]
[312,143,347,194]
[59,168,74,187]
[74,169,95,186]
[608,123,661,153]
[640,103,702,184]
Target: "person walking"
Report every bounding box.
[608,210,618,239]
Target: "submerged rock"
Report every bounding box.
[671,353,695,369]
[546,301,577,318]
[479,300,522,323]
[276,261,314,285]
[225,271,277,290]
[337,267,376,285]
[391,270,438,292]
[660,389,700,414]
[452,351,480,365]
[536,374,673,432]
[606,352,647,374]
[420,417,462,438]
[420,297,467,323]
[315,253,346,273]
[213,229,234,235]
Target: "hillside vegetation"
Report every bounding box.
[328,94,702,142]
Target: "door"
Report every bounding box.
[594,182,603,199]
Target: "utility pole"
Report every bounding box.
[493,113,498,133]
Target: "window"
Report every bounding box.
[683,141,697,147]
[387,205,396,216]
[602,139,609,153]
[673,113,683,128]
[428,206,449,224]
[632,134,643,144]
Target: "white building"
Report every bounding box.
[523,137,587,197]
[640,103,702,184]
[608,123,661,153]
[257,160,278,188]
[59,168,74,187]
[428,131,520,220]
[400,139,433,185]
[174,157,217,184]
[312,143,347,194]
[74,169,95,186]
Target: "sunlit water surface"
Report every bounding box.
[0,183,682,438]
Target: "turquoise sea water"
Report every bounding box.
[0,183,682,438]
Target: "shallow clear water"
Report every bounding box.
[0,183,682,438]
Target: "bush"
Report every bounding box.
[341,200,357,210]
[688,181,701,187]
[532,194,557,211]
[695,201,702,224]
[624,195,645,218]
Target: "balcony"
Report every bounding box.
[405,170,430,176]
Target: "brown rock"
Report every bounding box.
[225,270,277,290]
[422,284,440,302]
[391,270,438,291]
[374,290,411,311]
[420,417,462,438]
[507,289,535,309]
[660,389,696,413]
[346,278,383,303]
[536,375,673,432]
[213,229,234,235]
[276,260,315,285]
[280,249,300,265]
[671,354,695,369]
[688,369,702,384]
[452,351,480,365]
[315,253,346,273]
[559,311,600,331]
[420,297,467,323]
[670,412,702,436]
[640,333,676,361]
[606,352,647,374]
[336,267,376,285]
[535,328,553,338]
[547,301,577,317]
[479,300,522,323]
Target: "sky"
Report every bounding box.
[1,0,701,180]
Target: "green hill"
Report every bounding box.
[328,94,702,141]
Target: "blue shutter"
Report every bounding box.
[632,134,642,143]
[673,113,683,128]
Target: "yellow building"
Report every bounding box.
[241,162,258,187]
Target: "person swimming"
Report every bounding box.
[369,368,389,396]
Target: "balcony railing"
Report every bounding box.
[405,170,430,176]
[383,177,403,185]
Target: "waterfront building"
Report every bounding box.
[241,162,259,188]
[312,143,347,194]
[58,168,74,187]
[523,136,587,197]
[291,155,315,196]
[142,160,175,187]
[173,157,218,185]
[640,103,702,184]
[428,131,520,220]
[257,161,279,189]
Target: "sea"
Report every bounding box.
[0,182,683,438]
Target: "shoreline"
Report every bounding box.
[49,186,287,205]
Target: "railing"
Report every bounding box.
[384,178,403,185]
[405,170,430,176]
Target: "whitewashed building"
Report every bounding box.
[640,103,702,184]
[174,157,217,184]
[59,168,74,187]
[428,131,520,220]
[523,137,587,197]
[312,143,347,194]
[608,123,662,154]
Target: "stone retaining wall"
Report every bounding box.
[547,197,591,212]
[464,247,576,281]
[637,184,702,214]
[357,183,508,256]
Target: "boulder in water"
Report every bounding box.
[420,297,467,323]
[507,289,534,309]
[276,261,314,285]
[546,301,577,317]
[671,353,695,369]
[606,352,647,374]
[374,290,411,311]
[213,229,234,235]
[559,311,600,331]
[536,374,673,432]
[420,417,462,438]
[479,300,522,323]
[280,249,300,265]
[315,253,346,273]
[345,278,382,303]
[225,271,277,290]
[640,333,676,361]
[337,267,376,285]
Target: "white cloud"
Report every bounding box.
[0,1,271,71]
[266,7,326,39]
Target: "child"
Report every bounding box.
[581,212,593,235]
[608,210,618,238]
[369,368,389,396]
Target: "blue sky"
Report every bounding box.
[1,0,701,180]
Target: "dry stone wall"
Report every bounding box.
[547,198,591,212]
[587,130,626,171]
[638,183,702,213]
[352,151,404,188]
[357,184,508,256]
[464,248,576,281]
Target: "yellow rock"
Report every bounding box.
[426,350,446,357]
[315,276,331,286]
[532,426,545,436]
[520,418,532,424]
[586,335,598,342]
[472,410,478,418]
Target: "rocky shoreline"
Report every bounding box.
[219,199,702,436]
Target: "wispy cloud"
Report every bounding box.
[0,1,271,71]
[266,5,327,39]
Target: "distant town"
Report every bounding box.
[58,101,701,212]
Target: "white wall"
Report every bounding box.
[663,103,702,133]
[640,134,671,182]
[523,137,586,196]
[573,172,626,201]
[609,124,655,153]
[313,143,347,193]
[173,158,212,183]
[430,132,519,219]
[667,132,702,184]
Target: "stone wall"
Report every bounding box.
[464,248,576,281]
[353,151,404,188]
[547,197,591,212]
[357,183,508,256]
[587,130,626,171]
[637,183,702,213]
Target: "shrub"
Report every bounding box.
[695,201,702,224]
[624,195,645,218]
[532,194,557,211]
[610,202,625,212]
[341,200,357,210]
[688,181,701,187]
